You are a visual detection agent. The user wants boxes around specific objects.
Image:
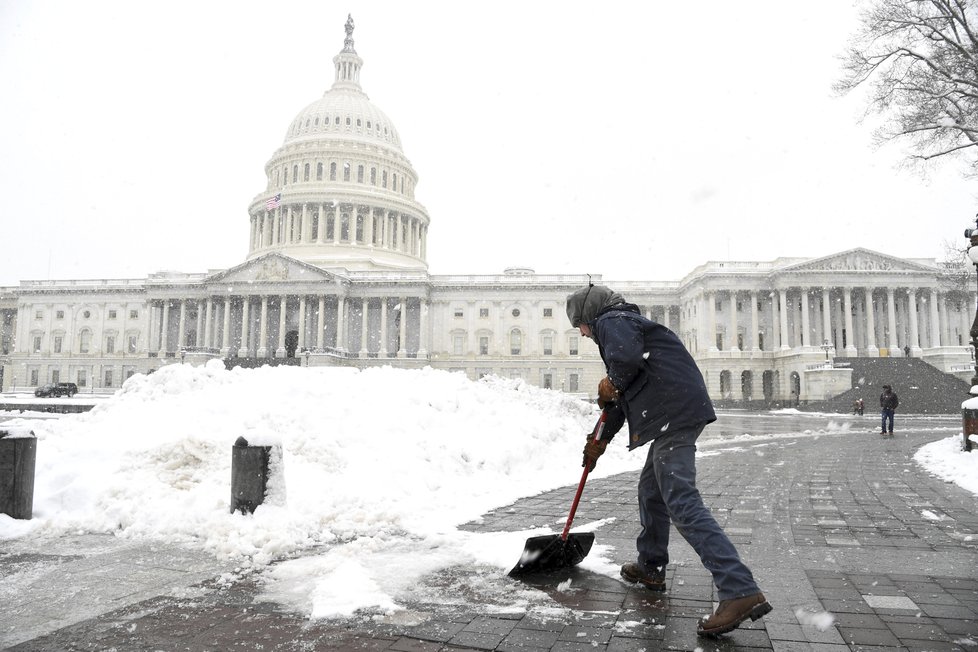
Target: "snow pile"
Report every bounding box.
[913,434,978,495]
[0,362,644,617]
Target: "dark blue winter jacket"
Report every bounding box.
[591,302,716,449]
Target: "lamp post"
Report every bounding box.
[820,339,832,364]
[180,348,186,365]
[962,215,978,451]
[304,349,310,367]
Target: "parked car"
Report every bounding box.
[34,382,79,398]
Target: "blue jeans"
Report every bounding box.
[881,409,894,433]
[636,423,760,600]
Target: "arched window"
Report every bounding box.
[330,162,337,181]
[370,167,377,185]
[79,329,92,354]
[316,162,323,180]
[304,163,310,181]
[343,162,351,182]
[510,329,522,355]
[357,165,364,183]
[292,165,298,183]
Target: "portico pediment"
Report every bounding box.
[779,248,937,274]
[205,253,343,286]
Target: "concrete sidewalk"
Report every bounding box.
[3,416,977,651]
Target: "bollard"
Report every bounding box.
[965,408,978,452]
[230,436,272,514]
[0,428,37,519]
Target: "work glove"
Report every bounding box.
[597,376,619,409]
[582,436,608,471]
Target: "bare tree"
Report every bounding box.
[836,0,978,174]
[937,238,973,291]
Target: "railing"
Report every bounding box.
[805,361,851,371]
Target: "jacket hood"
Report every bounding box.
[565,285,626,327]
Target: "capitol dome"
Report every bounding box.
[246,16,430,272]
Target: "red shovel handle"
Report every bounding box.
[560,409,608,541]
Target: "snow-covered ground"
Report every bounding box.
[0,362,974,619]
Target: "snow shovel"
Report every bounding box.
[508,409,608,577]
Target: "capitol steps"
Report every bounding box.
[804,357,970,414]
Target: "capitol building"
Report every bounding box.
[0,19,973,405]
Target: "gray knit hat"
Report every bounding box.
[566,285,625,327]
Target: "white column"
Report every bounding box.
[336,296,346,350]
[160,301,170,355]
[275,296,287,358]
[886,288,899,352]
[842,289,855,355]
[194,301,203,348]
[366,208,375,246]
[360,299,370,356]
[148,302,159,353]
[380,298,389,357]
[298,296,307,351]
[204,299,213,349]
[418,298,428,357]
[750,291,759,351]
[908,289,920,354]
[397,297,407,357]
[707,291,718,351]
[930,289,942,348]
[257,296,269,358]
[778,289,790,350]
[833,294,844,351]
[864,287,878,356]
[662,304,671,331]
[177,300,187,350]
[317,296,326,350]
[939,294,950,346]
[729,292,740,352]
[238,297,250,358]
[800,288,811,347]
[221,298,231,355]
[820,288,832,349]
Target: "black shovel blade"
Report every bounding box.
[508,532,595,577]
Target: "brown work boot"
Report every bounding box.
[697,592,772,637]
[620,562,666,591]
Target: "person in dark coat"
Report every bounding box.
[566,284,771,637]
[880,384,899,436]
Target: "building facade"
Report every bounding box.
[1,19,972,404]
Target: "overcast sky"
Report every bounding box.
[1,1,976,287]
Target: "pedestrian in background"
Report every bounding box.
[566,284,772,637]
[880,384,899,437]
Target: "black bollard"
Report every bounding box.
[964,407,978,452]
[230,436,273,514]
[0,428,37,520]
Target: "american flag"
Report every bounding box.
[265,193,281,210]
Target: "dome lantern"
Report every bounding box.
[332,14,363,93]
